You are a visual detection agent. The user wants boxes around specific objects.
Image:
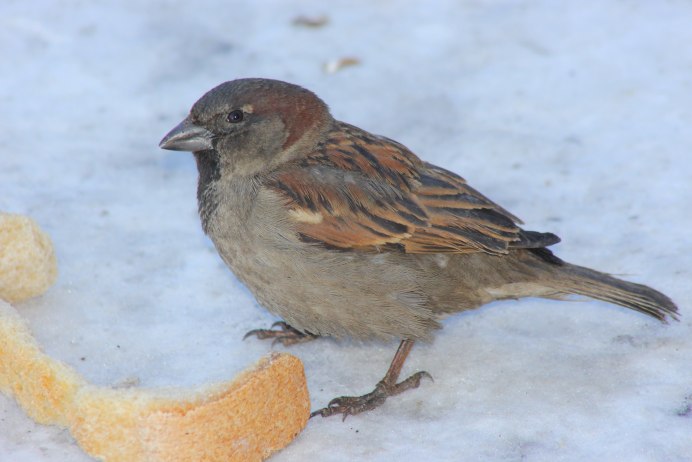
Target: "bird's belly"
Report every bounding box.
[211,230,444,341]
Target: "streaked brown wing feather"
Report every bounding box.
[405,163,522,254]
[266,121,551,255]
[268,165,427,250]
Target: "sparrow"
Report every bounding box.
[159,78,678,419]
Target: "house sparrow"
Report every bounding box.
[159,78,678,419]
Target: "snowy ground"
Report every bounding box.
[1,1,691,461]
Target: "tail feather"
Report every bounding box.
[550,262,679,322]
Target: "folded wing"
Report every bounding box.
[266,122,559,255]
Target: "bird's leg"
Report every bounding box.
[243,321,319,346]
[311,339,432,420]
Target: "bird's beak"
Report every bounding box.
[159,117,214,152]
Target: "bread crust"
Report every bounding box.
[0,300,309,462]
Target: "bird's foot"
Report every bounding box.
[243,321,318,346]
[310,371,432,420]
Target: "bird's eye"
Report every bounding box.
[226,110,244,123]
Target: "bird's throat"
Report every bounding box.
[194,150,221,234]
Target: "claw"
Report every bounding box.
[242,328,264,341]
[310,370,432,419]
[242,322,318,346]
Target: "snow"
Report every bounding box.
[1,1,691,460]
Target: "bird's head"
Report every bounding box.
[159,78,332,177]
